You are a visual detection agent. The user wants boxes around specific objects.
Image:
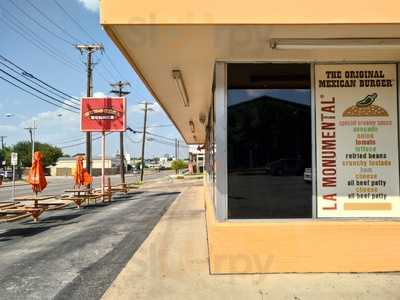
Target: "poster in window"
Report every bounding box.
[315,64,400,217]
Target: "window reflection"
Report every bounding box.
[227,64,312,219]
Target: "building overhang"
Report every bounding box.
[100,0,400,143]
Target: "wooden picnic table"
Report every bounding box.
[64,188,93,194]
[14,195,55,208]
[64,188,103,208]
[12,195,63,222]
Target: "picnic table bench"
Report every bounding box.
[0,202,31,222]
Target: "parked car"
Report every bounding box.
[0,170,13,180]
[266,159,304,176]
[303,168,312,183]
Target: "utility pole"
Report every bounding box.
[24,120,37,163]
[75,44,104,175]
[110,81,130,187]
[174,139,177,160]
[0,136,6,150]
[140,102,153,182]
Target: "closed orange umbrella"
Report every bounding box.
[28,151,47,194]
[74,156,92,187]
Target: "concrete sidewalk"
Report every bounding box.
[101,184,400,300]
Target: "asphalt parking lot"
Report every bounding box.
[0,179,183,300]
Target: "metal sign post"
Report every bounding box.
[11,152,17,200]
[101,132,106,200]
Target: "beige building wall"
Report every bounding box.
[101,1,400,273]
[101,0,400,24]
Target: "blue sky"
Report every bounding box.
[0,0,186,158]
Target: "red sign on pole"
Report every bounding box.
[80,97,126,132]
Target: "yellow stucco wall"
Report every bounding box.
[204,185,400,273]
[101,0,400,25]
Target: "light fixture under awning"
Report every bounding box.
[172,70,190,107]
[270,38,400,50]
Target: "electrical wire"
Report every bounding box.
[2,4,83,70]
[54,0,96,42]
[148,137,189,149]
[12,0,117,86]
[0,59,80,106]
[1,53,81,102]
[0,17,83,74]
[126,136,141,144]
[147,131,187,145]
[0,68,80,111]
[0,75,78,113]
[55,136,86,145]
[59,132,112,149]
[127,128,188,148]
[52,0,116,84]
[25,0,82,44]
[52,0,140,89]
[129,124,174,130]
[9,0,76,46]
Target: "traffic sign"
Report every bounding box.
[11,152,18,166]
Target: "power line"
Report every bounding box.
[9,0,75,46]
[59,133,112,149]
[55,133,103,146]
[2,5,82,70]
[25,0,82,44]
[10,0,115,86]
[0,54,80,103]
[0,68,80,112]
[126,136,141,144]
[0,16,83,74]
[148,124,174,128]
[0,75,78,113]
[128,124,174,130]
[54,0,97,42]
[52,0,127,85]
[127,127,186,144]
[104,52,125,80]
[0,60,80,106]
[149,137,189,149]
[56,136,86,145]
[52,0,115,85]
[146,131,187,145]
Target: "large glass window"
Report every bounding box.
[227,63,312,219]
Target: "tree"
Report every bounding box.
[5,142,63,167]
[171,159,188,174]
[0,146,11,168]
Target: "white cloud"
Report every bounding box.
[93,91,106,98]
[0,125,18,133]
[19,101,81,147]
[77,0,99,12]
[128,101,162,114]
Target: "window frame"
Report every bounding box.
[212,60,400,222]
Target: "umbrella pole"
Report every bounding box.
[35,191,38,208]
